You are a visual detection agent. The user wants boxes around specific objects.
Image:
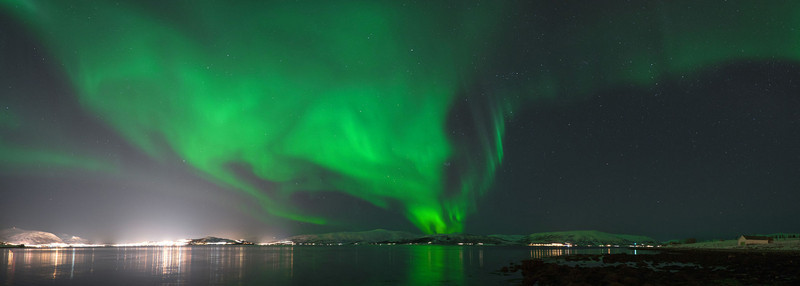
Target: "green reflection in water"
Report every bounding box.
[408,246,464,285]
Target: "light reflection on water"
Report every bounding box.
[0,246,650,285]
[527,247,639,259]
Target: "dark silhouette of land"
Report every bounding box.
[507,249,800,285]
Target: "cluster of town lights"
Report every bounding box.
[527,242,658,248]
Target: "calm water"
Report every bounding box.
[0,246,647,285]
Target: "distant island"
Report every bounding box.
[187,236,255,245]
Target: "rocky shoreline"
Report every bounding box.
[503,249,800,285]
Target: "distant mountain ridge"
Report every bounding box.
[524,230,658,245]
[280,229,660,246]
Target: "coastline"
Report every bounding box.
[663,238,800,253]
[510,242,800,285]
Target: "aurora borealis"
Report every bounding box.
[2,0,507,234]
[1,1,799,241]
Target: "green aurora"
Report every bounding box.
[2,1,506,234]
[2,1,799,233]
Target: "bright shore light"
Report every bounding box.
[528,242,573,247]
[260,240,295,246]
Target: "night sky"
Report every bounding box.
[1,1,798,242]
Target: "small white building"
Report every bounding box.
[738,235,772,246]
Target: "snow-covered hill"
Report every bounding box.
[1,228,62,245]
[0,227,90,246]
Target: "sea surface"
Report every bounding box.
[1,245,648,285]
